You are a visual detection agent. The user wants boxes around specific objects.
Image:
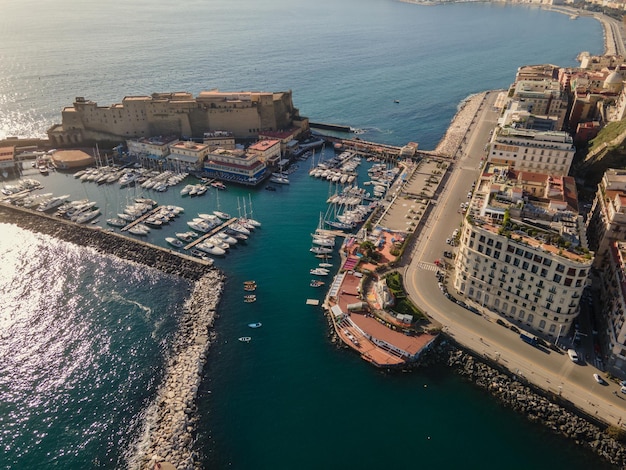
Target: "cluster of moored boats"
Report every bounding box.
[308,150,360,185]
[309,228,336,281]
[74,167,188,192]
[1,183,104,224]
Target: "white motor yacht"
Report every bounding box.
[197,242,226,256]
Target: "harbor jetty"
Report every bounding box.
[0,202,221,469]
[133,271,223,470]
[0,203,213,280]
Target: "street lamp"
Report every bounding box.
[555,324,564,347]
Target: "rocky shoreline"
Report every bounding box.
[422,339,626,468]
[434,91,488,157]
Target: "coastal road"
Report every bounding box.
[403,91,626,426]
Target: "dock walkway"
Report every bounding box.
[184,217,237,250]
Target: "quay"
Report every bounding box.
[309,121,352,133]
[320,134,447,161]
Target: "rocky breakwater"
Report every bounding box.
[434,91,487,157]
[425,340,626,468]
[133,271,224,470]
[0,203,210,280]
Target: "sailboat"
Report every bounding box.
[240,195,261,228]
[213,188,231,220]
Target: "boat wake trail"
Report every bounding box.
[106,291,153,316]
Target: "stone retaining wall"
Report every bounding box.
[421,339,626,468]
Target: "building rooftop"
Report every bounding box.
[248,139,280,151]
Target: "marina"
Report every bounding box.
[0,1,612,469]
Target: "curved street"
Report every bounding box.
[403,91,626,427]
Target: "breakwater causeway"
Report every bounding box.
[0,203,222,469]
[0,203,212,281]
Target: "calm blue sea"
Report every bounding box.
[0,1,612,469]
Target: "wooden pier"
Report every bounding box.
[120,206,164,232]
[184,217,237,250]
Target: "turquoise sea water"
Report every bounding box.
[0,1,613,469]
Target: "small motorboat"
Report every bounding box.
[238,336,252,343]
[248,322,262,329]
[244,294,257,303]
[165,237,184,248]
[310,280,325,288]
[310,268,329,276]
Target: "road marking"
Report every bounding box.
[417,262,439,272]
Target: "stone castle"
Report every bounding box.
[47,89,308,147]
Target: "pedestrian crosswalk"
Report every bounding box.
[418,262,439,272]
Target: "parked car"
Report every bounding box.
[548,343,563,354]
[567,349,579,363]
[509,325,520,334]
[496,319,507,328]
[593,373,605,385]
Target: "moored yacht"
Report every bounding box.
[213,210,231,220]
[196,241,226,256]
[165,237,184,248]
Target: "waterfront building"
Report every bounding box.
[488,127,575,177]
[578,53,626,72]
[515,64,560,83]
[203,131,235,151]
[598,241,626,377]
[259,128,300,156]
[498,101,559,132]
[202,148,267,185]
[453,163,592,339]
[586,169,626,267]
[127,135,179,168]
[47,90,308,146]
[168,141,212,172]
[246,139,281,166]
[0,146,17,177]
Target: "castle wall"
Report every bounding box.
[48,90,304,146]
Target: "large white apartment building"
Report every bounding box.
[509,79,569,130]
[587,169,626,266]
[454,163,592,339]
[598,241,626,376]
[488,127,575,176]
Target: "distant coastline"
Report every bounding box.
[397,0,623,56]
